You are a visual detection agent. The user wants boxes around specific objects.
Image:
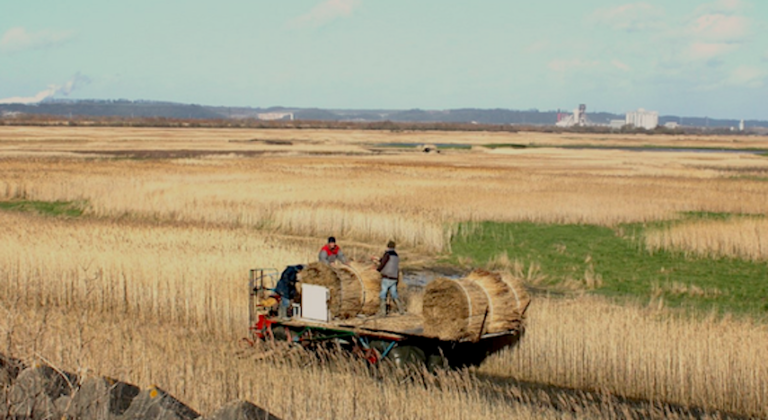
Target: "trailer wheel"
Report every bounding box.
[387,346,426,369]
[426,353,448,372]
[269,325,289,342]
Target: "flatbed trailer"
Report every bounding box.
[247,268,524,369]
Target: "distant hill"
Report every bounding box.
[0,99,222,119]
[1,99,766,129]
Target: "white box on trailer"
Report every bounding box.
[301,284,329,322]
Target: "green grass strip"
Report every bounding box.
[481,143,529,149]
[450,220,768,317]
[0,200,86,217]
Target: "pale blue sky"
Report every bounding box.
[1,0,767,119]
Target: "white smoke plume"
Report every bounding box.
[0,73,91,105]
[290,0,361,28]
[0,27,74,53]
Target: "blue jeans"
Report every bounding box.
[380,279,399,301]
[280,296,291,308]
[279,295,291,318]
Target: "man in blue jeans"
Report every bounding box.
[375,240,404,316]
[275,264,304,319]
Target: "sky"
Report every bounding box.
[1,0,767,119]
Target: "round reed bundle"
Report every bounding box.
[301,262,384,319]
[499,271,531,320]
[299,262,343,315]
[465,269,528,333]
[339,262,382,315]
[332,266,362,319]
[422,277,489,341]
[331,263,370,318]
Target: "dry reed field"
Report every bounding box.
[1,210,763,417]
[3,125,768,149]
[2,127,768,252]
[482,296,768,417]
[1,126,768,418]
[2,294,738,420]
[644,217,768,261]
[0,211,313,334]
[2,212,736,419]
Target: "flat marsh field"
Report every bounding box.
[1,126,767,419]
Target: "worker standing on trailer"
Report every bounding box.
[376,240,404,316]
[275,264,304,319]
[318,236,348,265]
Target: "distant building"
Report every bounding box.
[664,122,679,129]
[556,104,591,127]
[626,108,659,130]
[609,119,626,129]
[0,111,22,118]
[739,119,745,131]
[257,112,294,121]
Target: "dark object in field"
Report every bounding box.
[262,139,293,145]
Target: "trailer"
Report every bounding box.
[246,268,524,370]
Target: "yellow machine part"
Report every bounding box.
[260,297,278,307]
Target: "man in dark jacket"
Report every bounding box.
[376,240,403,316]
[275,264,304,319]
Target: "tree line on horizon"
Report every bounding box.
[1,100,765,131]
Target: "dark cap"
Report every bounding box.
[296,264,305,271]
[387,240,396,248]
[328,236,336,243]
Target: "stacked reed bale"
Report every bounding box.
[300,262,382,319]
[332,262,382,317]
[422,277,490,341]
[422,269,530,341]
[499,270,531,319]
[299,262,341,314]
[465,269,530,333]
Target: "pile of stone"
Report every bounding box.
[0,354,280,420]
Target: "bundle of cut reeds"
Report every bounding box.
[332,262,382,317]
[465,269,530,333]
[299,262,343,315]
[422,277,490,341]
[498,270,531,321]
[300,261,383,319]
